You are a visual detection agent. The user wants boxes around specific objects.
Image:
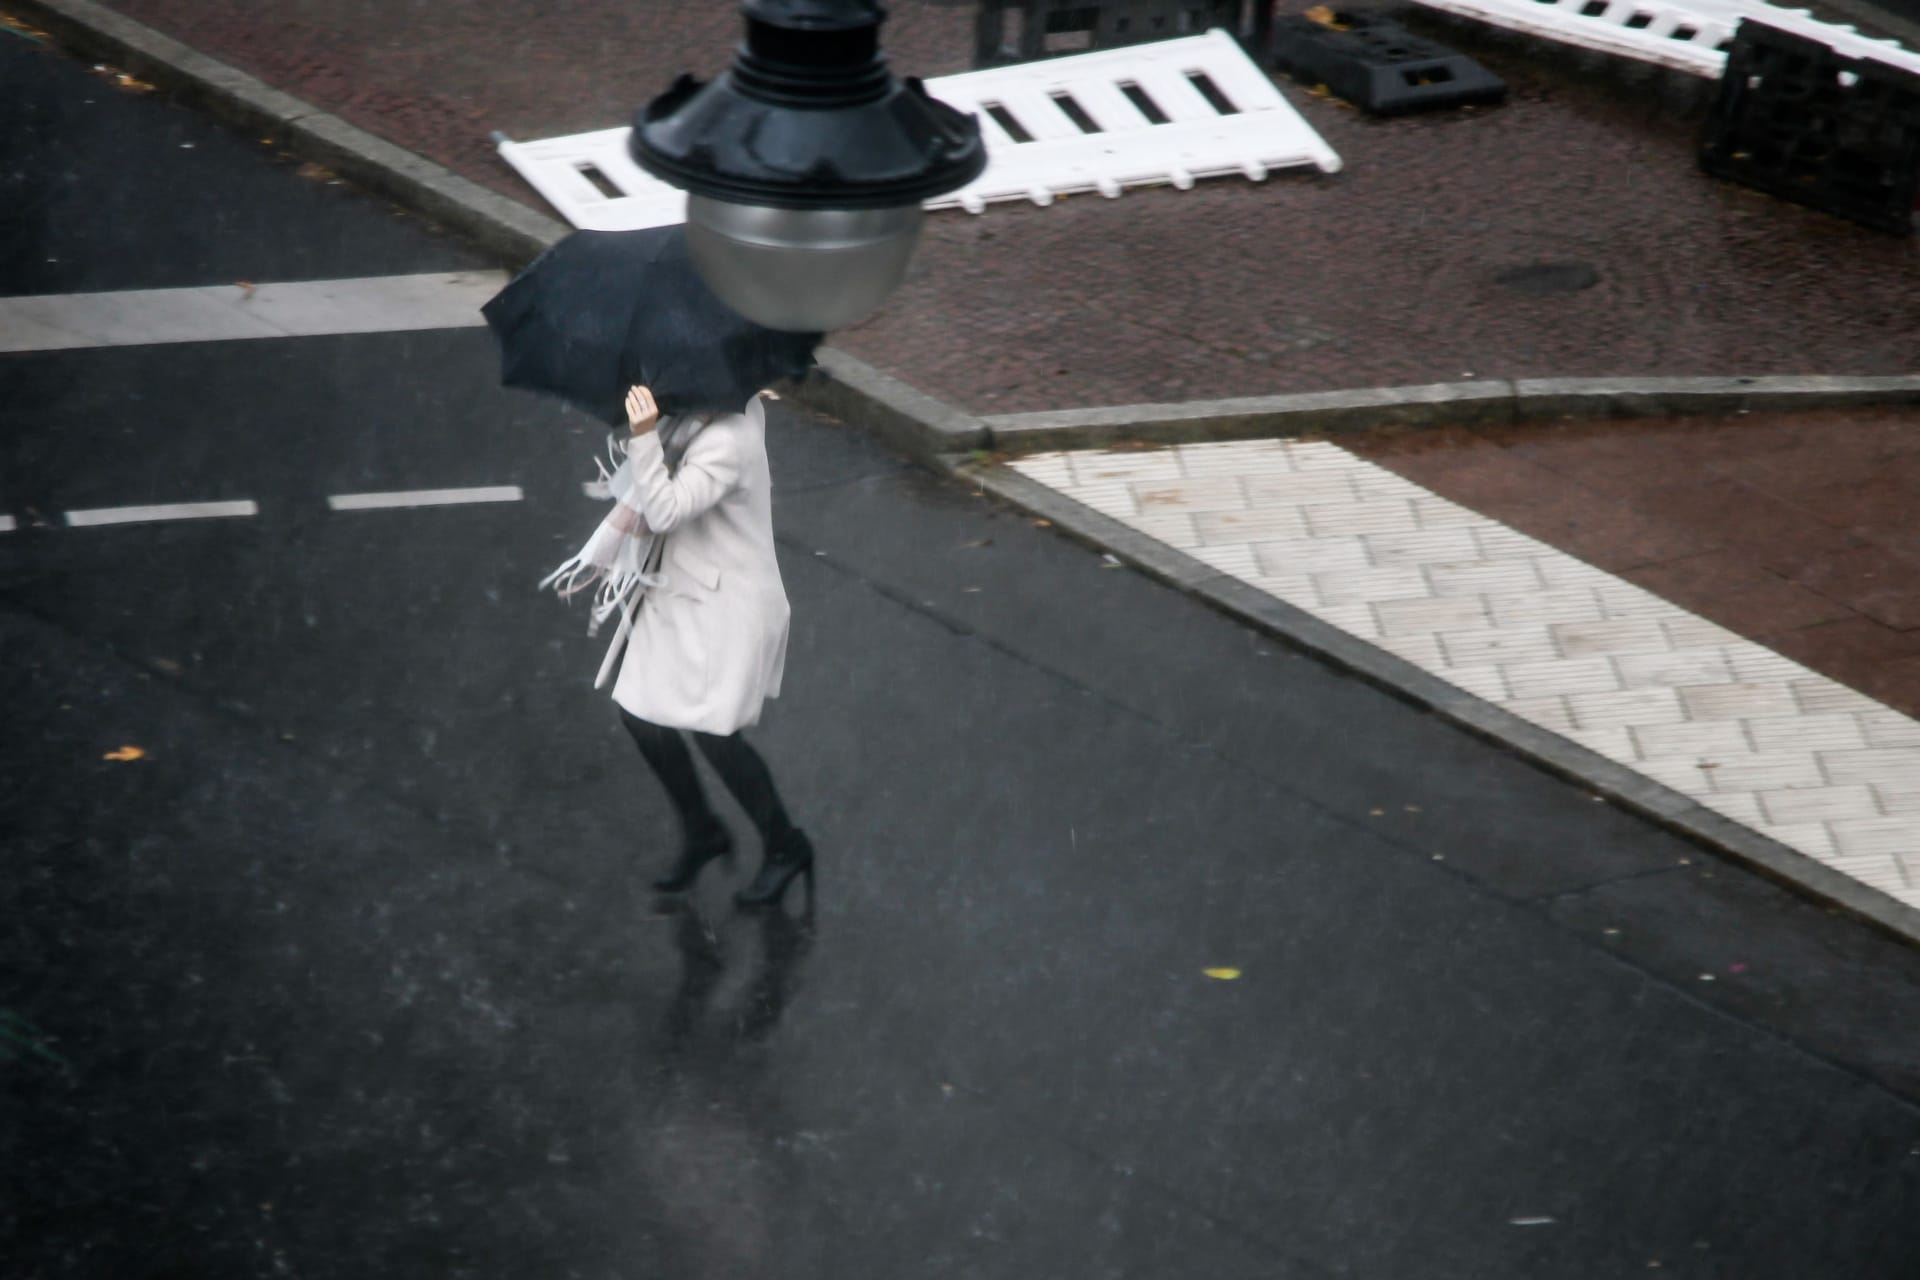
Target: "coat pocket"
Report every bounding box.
[668,542,721,594]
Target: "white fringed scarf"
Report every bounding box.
[540,413,712,687]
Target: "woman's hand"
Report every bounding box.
[625,385,660,437]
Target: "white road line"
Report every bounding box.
[0,271,509,353]
[327,486,524,511]
[65,500,260,527]
[0,515,14,533]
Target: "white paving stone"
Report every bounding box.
[1007,442,1920,924]
[1761,786,1883,826]
[1197,508,1311,545]
[1614,648,1736,690]
[1552,617,1674,660]
[1246,471,1357,505]
[1568,687,1686,730]
[1630,720,1752,763]
[1311,565,1431,607]
[1438,625,1562,669]
[1427,559,1547,599]
[1174,440,1291,475]
[1861,711,1920,748]
[1070,452,1183,484]
[1503,655,1622,700]
[1130,476,1247,513]
[1374,595,1490,637]
[1746,713,1869,755]
[1364,528,1481,567]
[1486,587,1603,628]
[1680,683,1800,723]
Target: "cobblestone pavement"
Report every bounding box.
[1011,433,1920,916]
[83,0,1920,415]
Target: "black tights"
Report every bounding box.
[621,711,796,848]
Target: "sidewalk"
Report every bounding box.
[7,0,1919,930]
[38,0,1920,414]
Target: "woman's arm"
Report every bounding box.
[624,388,742,533]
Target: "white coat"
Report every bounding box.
[611,396,790,735]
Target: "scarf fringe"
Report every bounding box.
[540,442,663,638]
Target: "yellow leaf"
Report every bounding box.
[1203,967,1242,981]
[102,745,146,762]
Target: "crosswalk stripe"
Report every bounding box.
[0,271,509,353]
[327,486,523,511]
[65,500,260,527]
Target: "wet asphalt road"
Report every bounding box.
[4,35,1920,1279]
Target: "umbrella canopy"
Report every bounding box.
[481,227,822,427]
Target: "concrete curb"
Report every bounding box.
[966,463,1920,951]
[19,0,1919,947]
[980,375,1920,453]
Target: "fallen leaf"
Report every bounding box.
[1203,968,1242,981]
[1031,519,1052,528]
[102,745,146,762]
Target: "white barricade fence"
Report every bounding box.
[1411,0,1920,79]
[495,30,1340,232]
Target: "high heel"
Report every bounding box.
[651,822,734,893]
[734,829,815,911]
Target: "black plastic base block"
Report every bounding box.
[1700,20,1920,236]
[1271,11,1506,115]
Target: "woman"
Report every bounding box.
[586,383,812,909]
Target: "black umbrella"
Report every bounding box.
[481,227,821,427]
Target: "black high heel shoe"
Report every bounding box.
[651,822,735,893]
[734,829,815,911]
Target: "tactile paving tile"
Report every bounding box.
[1011,439,1920,908]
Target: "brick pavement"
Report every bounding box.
[79,0,1920,415]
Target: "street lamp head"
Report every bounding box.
[630,0,986,331]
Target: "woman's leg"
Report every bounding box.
[621,710,725,840]
[693,730,812,909]
[689,730,797,848]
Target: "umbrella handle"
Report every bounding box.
[594,595,637,690]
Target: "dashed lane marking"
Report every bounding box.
[0,271,509,353]
[0,515,15,533]
[327,486,524,511]
[64,500,260,527]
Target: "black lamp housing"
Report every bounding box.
[630,0,987,210]
[626,0,987,331]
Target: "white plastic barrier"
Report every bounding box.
[924,29,1341,211]
[1411,0,1920,78]
[495,30,1339,231]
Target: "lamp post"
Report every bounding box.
[630,0,987,332]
